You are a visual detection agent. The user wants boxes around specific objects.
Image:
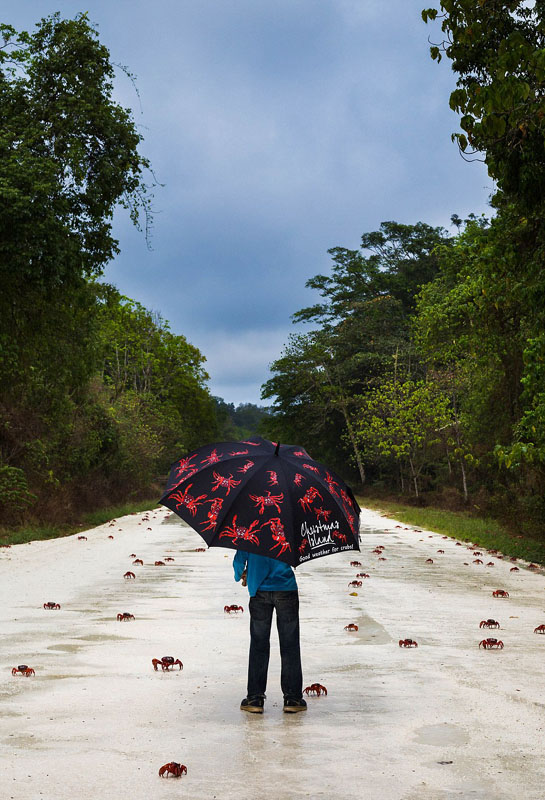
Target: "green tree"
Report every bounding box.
[423,1,545,208]
[355,380,452,498]
[0,13,153,398]
[263,222,448,484]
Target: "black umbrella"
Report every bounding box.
[159,437,360,567]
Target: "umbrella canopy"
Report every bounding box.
[159,437,361,567]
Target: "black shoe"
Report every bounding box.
[240,696,264,714]
[283,697,307,713]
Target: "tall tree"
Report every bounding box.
[423,1,545,209]
[0,13,153,396]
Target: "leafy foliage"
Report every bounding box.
[0,15,217,525]
[423,1,545,207]
[355,380,452,497]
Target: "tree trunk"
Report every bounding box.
[344,410,366,485]
[460,460,468,503]
[409,456,419,498]
[321,361,366,484]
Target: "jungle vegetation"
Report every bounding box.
[0,14,221,526]
[262,1,545,536]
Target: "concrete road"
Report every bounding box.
[1,507,545,800]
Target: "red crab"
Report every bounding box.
[220,515,261,546]
[528,563,540,570]
[314,507,332,521]
[426,558,434,563]
[12,665,35,676]
[229,449,249,456]
[174,454,198,479]
[473,559,483,564]
[344,623,358,631]
[493,589,509,597]
[201,497,224,532]
[129,553,137,558]
[479,638,504,649]
[348,580,362,588]
[399,639,418,648]
[350,561,362,567]
[159,762,187,778]
[378,556,387,561]
[304,683,327,696]
[298,487,322,513]
[510,566,520,572]
[486,562,495,567]
[117,612,135,621]
[155,561,166,566]
[263,517,291,556]
[132,559,143,565]
[169,484,207,516]
[372,548,384,554]
[224,605,244,614]
[77,535,87,541]
[293,473,305,486]
[164,556,175,562]
[238,460,254,473]
[324,472,339,497]
[108,535,114,539]
[479,619,500,629]
[124,571,136,579]
[333,531,347,543]
[267,470,279,485]
[303,463,320,474]
[340,489,355,511]
[356,573,370,578]
[152,656,183,671]
[299,538,309,554]
[437,549,445,554]
[534,624,545,634]
[201,448,223,466]
[43,602,60,610]
[211,471,241,495]
[250,491,284,514]
[195,547,206,552]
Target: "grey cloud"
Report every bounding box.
[9,0,491,406]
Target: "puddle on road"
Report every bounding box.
[413,722,469,747]
[329,662,367,674]
[406,788,502,800]
[346,613,392,645]
[47,643,83,653]
[76,634,129,642]
[4,734,43,749]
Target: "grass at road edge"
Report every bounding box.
[0,498,161,546]
[358,496,545,566]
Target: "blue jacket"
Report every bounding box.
[233,550,297,597]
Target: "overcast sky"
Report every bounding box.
[7,1,492,405]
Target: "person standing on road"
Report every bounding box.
[233,550,306,714]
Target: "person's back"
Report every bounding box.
[234,551,306,714]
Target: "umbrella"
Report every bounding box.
[159,437,360,567]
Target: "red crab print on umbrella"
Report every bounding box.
[159,437,361,566]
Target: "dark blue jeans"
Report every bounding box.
[247,590,303,700]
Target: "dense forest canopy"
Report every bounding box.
[262,1,545,535]
[0,14,220,525]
